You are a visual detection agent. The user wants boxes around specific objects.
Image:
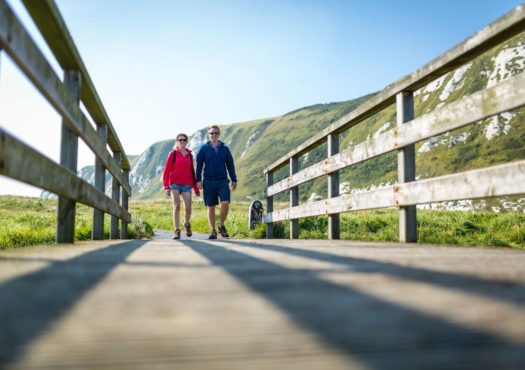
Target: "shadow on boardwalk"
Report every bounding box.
[0,240,148,367]
[185,239,525,370]
[231,240,525,307]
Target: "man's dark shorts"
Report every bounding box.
[203,179,230,206]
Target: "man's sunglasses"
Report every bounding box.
[209,132,220,135]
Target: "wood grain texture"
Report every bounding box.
[0,0,131,194]
[267,71,525,197]
[20,0,131,170]
[0,128,131,223]
[265,160,525,223]
[0,236,524,369]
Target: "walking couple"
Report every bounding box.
[162,125,237,240]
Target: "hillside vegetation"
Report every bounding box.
[74,33,525,215]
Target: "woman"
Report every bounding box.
[162,133,200,240]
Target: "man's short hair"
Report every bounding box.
[207,125,220,134]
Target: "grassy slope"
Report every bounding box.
[231,94,377,200]
[79,35,524,206]
[184,33,525,202]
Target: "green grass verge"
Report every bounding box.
[0,196,153,249]
[0,196,523,249]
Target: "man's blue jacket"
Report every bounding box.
[196,141,237,183]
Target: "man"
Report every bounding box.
[196,125,237,239]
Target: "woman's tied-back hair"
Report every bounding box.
[174,133,188,149]
[207,125,220,134]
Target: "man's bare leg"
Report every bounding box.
[219,201,229,225]
[208,206,216,231]
[218,201,230,237]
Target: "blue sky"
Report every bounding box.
[0,0,523,195]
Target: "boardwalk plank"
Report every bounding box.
[0,237,524,369]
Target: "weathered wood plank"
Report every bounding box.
[264,4,525,173]
[327,133,340,240]
[1,238,524,369]
[265,160,525,223]
[398,160,525,206]
[267,71,525,197]
[0,0,131,196]
[20,0,130,171]
[92,123,108,240]
[111,152,121,239]
[0,128,131,223]
[289,157,299,239]
[266,172,274,238]
[57,70,81,244]
[397,91,417,243]
[120,170,130,239]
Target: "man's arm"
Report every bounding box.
[196,146,204,183]
[225,147,237,189]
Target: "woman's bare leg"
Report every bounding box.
[181,192,192,224]
[171,190,181,230]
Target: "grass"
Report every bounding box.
[0,196,153,249]
[130,197,262,238]
[0,196,523,250]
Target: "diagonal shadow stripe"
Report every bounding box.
[231,240,525,307]
[0,239,148,367]
[0,256,209,270]
[184,239,525,370]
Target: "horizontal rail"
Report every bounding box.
[264,160,525,223]
[267,71,525,197]
[0,0,131,196]
[0,128,131,223]
[264,3,525,174]
[21,0,130,171]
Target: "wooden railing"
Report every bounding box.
[0,0,131,242]
[264,4,525,241]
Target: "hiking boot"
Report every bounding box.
[184,222,192,237]
[173,229,181,240]
[218,224,229,238]
[208,230,217,240]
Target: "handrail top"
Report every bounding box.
[22,0,131,171]
[264,3,525,174]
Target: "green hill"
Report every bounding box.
[78,33,525,211]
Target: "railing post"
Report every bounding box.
[120,170,129,239]
[289,157,299,239]
[92,123,108,240]
[327,133,340,239]
[396,91,417,242]
[265,172,274,238]
[56,70,81,243]
[110,151,121,239]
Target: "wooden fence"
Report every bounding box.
[264,4,525,241]
[0,0,131,242]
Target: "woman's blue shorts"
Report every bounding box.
[170,183,192,193]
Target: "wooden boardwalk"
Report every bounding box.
[0,234,524,370]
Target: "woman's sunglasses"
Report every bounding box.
[177,138,187,142]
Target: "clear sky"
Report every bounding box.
[1,0,523,196]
